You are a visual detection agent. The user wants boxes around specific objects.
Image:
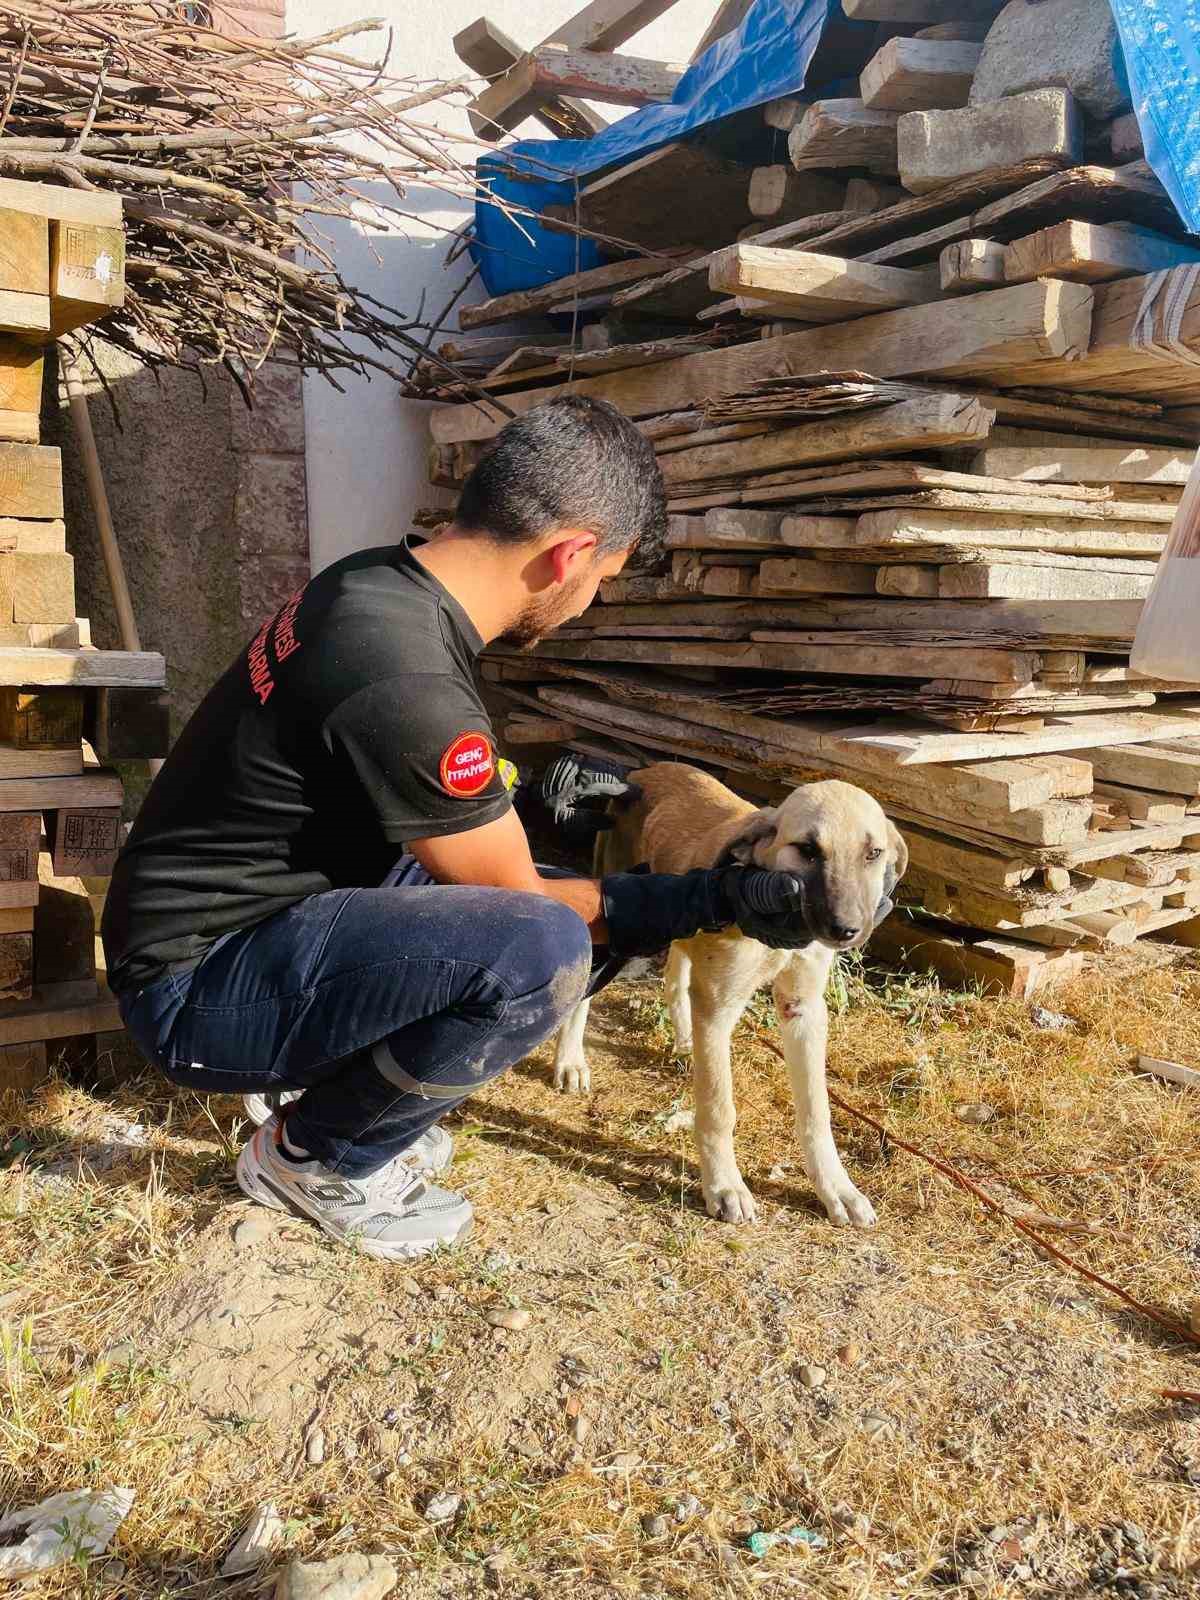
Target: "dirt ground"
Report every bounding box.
[3,951,1200,1598]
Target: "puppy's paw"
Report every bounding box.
[553,1058,591,1094]
[703,1177,758,1225]
[818,1180,876,1230]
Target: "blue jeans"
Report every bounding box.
[115,857,611,1177]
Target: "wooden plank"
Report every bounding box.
[465,0,683,135]
[936,562,1153,601]
[0,985,121,1047]
[0,1038,47,1092]
[756,558,879,596]
[84,687,171,762]
[860,37,981,112]
[0,443,61,518]
[852,509,1168,558]
[0,688,81,758]
[970,445,1193,486]
[0,209,48,299]
[0,815,42,882]
[527,44,683,105]
[453,17,604,139]
[46,808,122,876]
[0,649,164,688]
[788,100,900,175]
[657,393,994,486]
[692,0,754,57]
[1002,221,1200,286]
[0,341,44,421]
[748,167,847,221]
[870,917,1085,998]
[0,292,49,337]
[12,552,74,625]
[1082,745,1200,796]
[0,176,122,228]
[763,96,808,132]
[973,163,1185,242]
[0,768,121,811]
[457,256,677,331]
[708,244,941,320]
[940,238,1006,294]
[430,279,1093,444]
[545,144,754,252]
[48,221,125,336]
[0,519,65,554]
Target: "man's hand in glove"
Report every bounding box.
[515,754,631,849]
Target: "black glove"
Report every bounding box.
[515,754,631,848]
[600,865,813,959]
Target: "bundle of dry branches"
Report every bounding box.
[0,0,483,388]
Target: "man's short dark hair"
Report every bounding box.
[454,395,666,557]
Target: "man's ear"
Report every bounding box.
[716,807,779,867]
[884,820,909,894]
[546,530,598,585]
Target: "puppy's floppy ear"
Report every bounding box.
[884,820,909,894]
[716,807,779,867]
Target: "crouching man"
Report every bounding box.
[103,397,814,1263]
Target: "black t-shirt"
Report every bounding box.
[102,539,514,988]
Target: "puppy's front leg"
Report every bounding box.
[664,943,693,1060]
[690,948,762,1224]
[553,997,592,1093]
[774,958,876,1230]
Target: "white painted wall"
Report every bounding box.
[286,0,717,573]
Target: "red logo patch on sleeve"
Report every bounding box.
[439,731,496,798]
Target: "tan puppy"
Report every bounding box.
[553,764,908,1228]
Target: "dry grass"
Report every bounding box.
[3,955,1200,1598]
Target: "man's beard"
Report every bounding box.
[497,580,590,650]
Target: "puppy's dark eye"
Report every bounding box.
[866,846,884,863]
[798,840,821,862]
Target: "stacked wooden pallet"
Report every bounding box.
[0,178,167,1089]
[427,3,1200,997]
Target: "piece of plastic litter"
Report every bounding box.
[0,1487,135,1577]
[746,1526,829,1557]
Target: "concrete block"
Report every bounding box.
[898,89,1084,196]
[234,455,308,555]
[229,361,305,456]
[968,0,1129,120]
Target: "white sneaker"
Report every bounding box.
[236,1118,473,1262]
[241,1091,454,1178]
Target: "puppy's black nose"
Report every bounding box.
[830,923,861,943]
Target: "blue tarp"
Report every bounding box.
[1108,0,1200,236]
[470,0,831,296]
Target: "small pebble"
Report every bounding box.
[610,1451,640,1473]
[955,1103,996,1125]
[305,1429,326,1465]
[434,1284,454,1302]
[798,1364,827,1390]
[674,1493,703,1523]
[486,1307,532,1331]
[862,1410,892,1439]
[767,1165,787,1182]
[233,1213,274,1249]
[342,1437,359,1462]
[382,1407,401,1426]
[401,1277,422,1298]
[837,1342,861,1366]
[641,1513,670,1540]
[570,1414,591,1444]
[658,1274,679,1292]
[484,1549,513,1573]
[422,1489,462,1524]
[1030,1006,1075,1033]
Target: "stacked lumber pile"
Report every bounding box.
[427,0,1200,999]
[0,180,167,1090]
